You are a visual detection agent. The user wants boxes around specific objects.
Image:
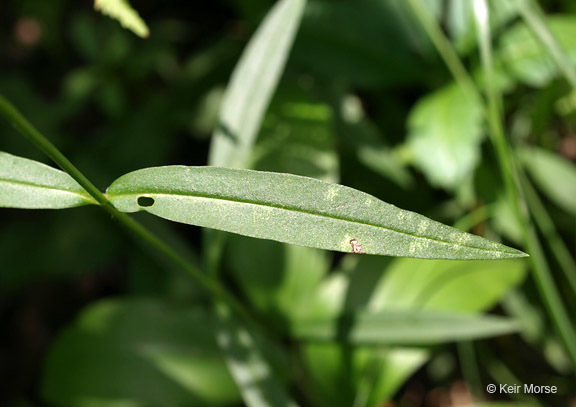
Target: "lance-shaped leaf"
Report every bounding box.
[208,0,306,168]
[0,152,95,209]
[107,166,526,259]
[291,311,519,345]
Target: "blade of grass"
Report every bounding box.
[472,0,576,368]
[402,0,576,369]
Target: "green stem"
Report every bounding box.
[405,0,576,368]
[0,93,254,326]
[457,341,483,401]
[474,0,576,368]
[404,0,482,105]
[519,171,576,296]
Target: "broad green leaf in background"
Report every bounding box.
[208,0,306,168]
[407,82,484,190]
[42,298,240,407]
[106,166,527,259]
[0,151,95,209]
[499,16,576,87]
[301,257,527,405]
[518,145,576,215]
[292,311,518,345]
[94,0,149,38]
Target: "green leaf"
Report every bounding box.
[519,145,576,215]
[0,151,95,209]
[106,166,526,259]
[42,298,240,407]
[301,257,528,404]
[407,82,484,190]
[94,0,149,38]
[215,303,298,407]
[499,16,576,87]
[208,0,306,168]
[292,311,518,345]
[363,257,527,399]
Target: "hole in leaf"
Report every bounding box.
[137,196,155,207]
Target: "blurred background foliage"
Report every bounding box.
[0,0,575,406]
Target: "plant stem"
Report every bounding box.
[404,0,576,368]
[520,171,576,296]
[457,341,483,401]
[473,0,576,368]
[0,93,254,326]
[404,0,481,105]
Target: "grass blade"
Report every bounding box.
[292,311,519,345]
[473,0,576,369]
[208,0,306,168]
[0,151,95,209]
[107,166,527,259]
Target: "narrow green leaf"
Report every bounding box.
[208,0,306,168]
[106,166,527,259]
[301,257,528,403]
[94,0,149,38]
[407,82,484,190]
[215,303,298,407]
[292,311,518,345]
[0,151,95,209]
[519,146,576,215]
